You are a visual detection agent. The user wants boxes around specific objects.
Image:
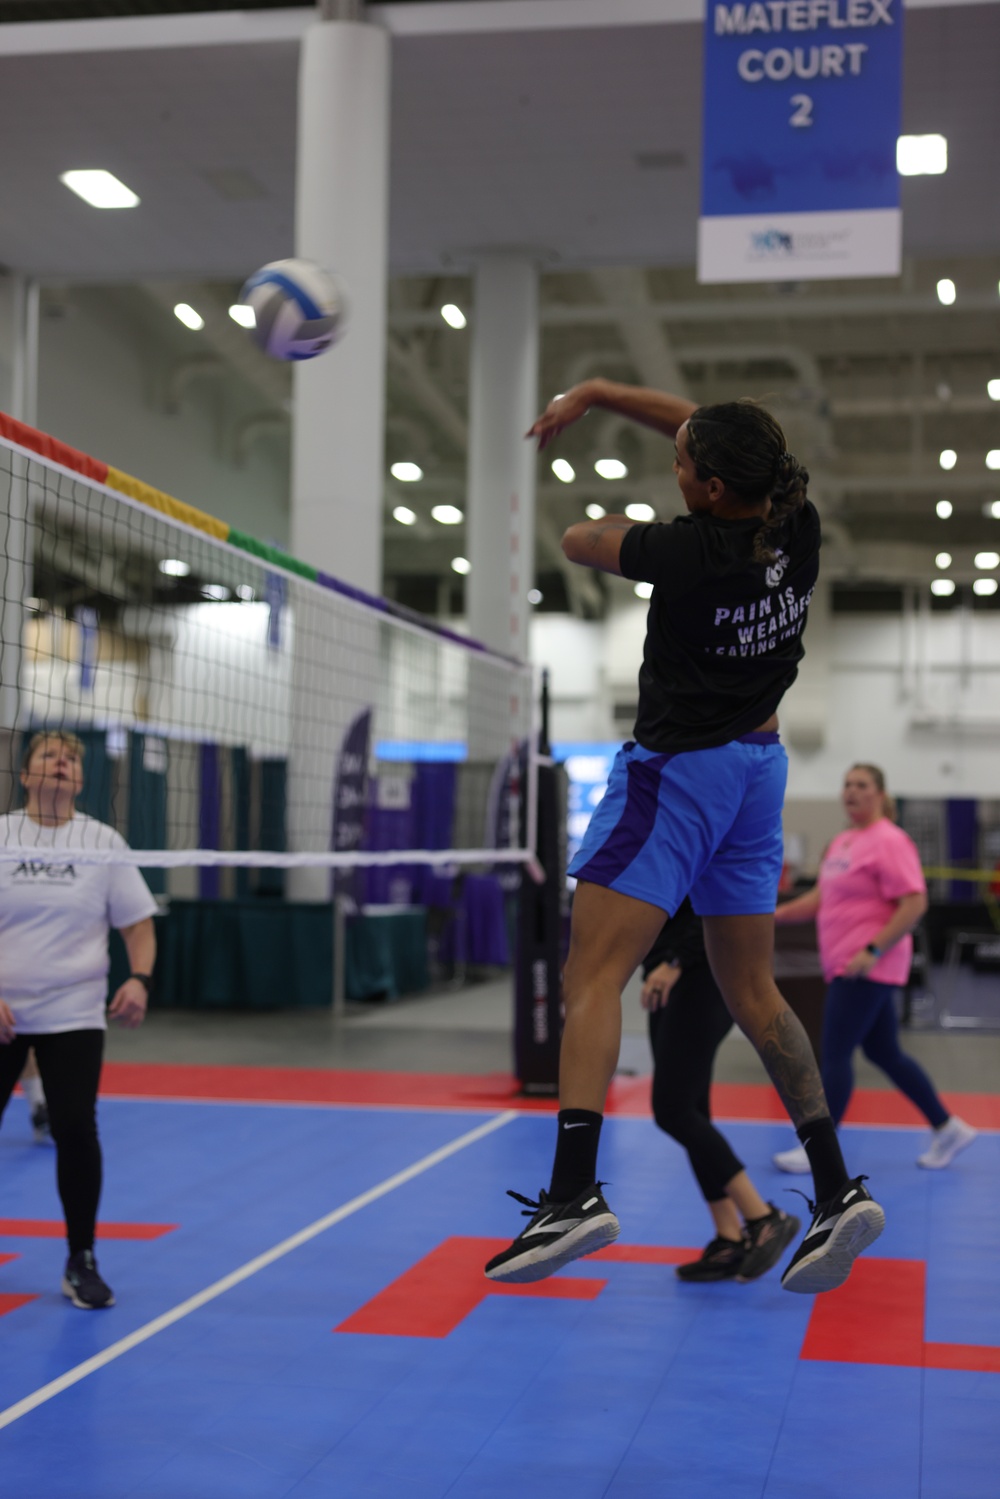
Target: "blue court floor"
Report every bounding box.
[1,1097,997,1499]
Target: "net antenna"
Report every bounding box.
[0,416,543,897]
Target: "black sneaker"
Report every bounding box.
[484,1184,620,1284]
[31,1103,53,1144]
[675,1235,747,1282]
[780,1176,885,1295]
[737,1204,801,1282]
[62,1250,115,1310]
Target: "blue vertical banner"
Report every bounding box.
[698,0,903,282]
[331,708,372,909]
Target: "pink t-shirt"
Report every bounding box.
[816,819,926,986]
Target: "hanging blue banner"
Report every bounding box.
[698,0,903,282]
[331,708,372,908]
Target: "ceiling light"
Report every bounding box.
[974,551,999,569]
[896,134,947,176]
[60,168,140,209]
[936,500,953,519]
[229,304,255,328]
[935,552,952,569]
[432,505,463,525]
[585,503,606,520]
[527,588,543,606]
[936,278,956,306]
[159,558,190,577]
[930,579,955,597]
[939,449,957,470]
[201,584,230,601]
[451,556,471,575]
[625,503,656,521]
[235,584,255,601]
[440,304,467,330]
[974,578,998,597]
[595,458,628,480]
[392,506,416,526]
[985,501,1000,520]
[173,303,204,331]
[390,462,423,482]
[634,581,654,600]
[551,459,575,483]
[987,451,1000,470]
[988,380,1000,402]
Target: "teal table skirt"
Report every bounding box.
[111,901,429,1009]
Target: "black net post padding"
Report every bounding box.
[513,733,568,1096]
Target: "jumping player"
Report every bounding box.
[485,378,885,1294]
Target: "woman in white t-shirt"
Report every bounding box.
[0,730,157,1310]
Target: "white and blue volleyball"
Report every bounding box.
[237,259,346,362]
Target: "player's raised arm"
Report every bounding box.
[527,378,698,451]
[561,514,636,576]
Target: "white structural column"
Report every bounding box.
[466,258,540,663]
[291,16,390,590]
[0,278,38,746]
[287,14,390,903]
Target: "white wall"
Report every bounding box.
[532,603,1000,869]
[1,286,292,548]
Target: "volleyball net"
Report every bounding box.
[0,415,539,900]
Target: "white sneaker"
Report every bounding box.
[917,1116,977,1170]
[773,1144,811,1174]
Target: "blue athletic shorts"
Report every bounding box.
[568,732,788,917]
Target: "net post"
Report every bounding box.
[0,452,28,756]
[332,895,348,1018]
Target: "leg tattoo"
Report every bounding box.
[756,1007,829,1129]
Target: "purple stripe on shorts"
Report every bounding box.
[737,731,780,745]
[574,751,671,887]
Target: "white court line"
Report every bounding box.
[0,1109,518,1433]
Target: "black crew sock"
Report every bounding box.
[797,1117,848,1204]
[548,1109,603,1203]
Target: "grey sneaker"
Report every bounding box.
[31,1103,53,1145]
[62,1250,115,1309]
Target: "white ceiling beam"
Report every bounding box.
[590,267,688,395]
[1,0,991,56]
[393,291,1000,331]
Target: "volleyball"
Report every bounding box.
[237,258,346,362]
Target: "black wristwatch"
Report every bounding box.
[130,973,153,994]
[865,944,883,960]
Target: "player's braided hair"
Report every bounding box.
[685,399,809,565]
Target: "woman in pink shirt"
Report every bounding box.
[773,764,976,1172]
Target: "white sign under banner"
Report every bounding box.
[698,0,904,283]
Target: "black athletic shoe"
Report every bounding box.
[737,1204,801,1282]
[675,1235,747,1282]
[484,1184,620,1284]
[62,1250,115,1310]
[31,1103,53,1145]
[780,1176,885,1295]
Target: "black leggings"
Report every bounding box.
[822,977,949,1128]
[648,964,744,1202]
[0,1030,104,1256]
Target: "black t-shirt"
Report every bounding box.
[618,500,821,753]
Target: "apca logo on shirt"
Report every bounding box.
[12,860,76,881]
[765,550,789,589]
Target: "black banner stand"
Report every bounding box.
[513,671,568,1095]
